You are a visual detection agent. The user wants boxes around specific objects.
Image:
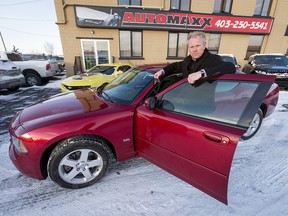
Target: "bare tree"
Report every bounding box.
[44,42,54,56]
[12,45,20,53]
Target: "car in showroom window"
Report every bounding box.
[9,64,278,205]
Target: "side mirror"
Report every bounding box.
[145,97,157,110]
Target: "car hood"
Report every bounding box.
[256,65,288,72]
[62,73,115,87]
[17,89,113,132]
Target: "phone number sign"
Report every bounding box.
[75,6,273,34]
[207,15,273,34]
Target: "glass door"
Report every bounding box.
[81,39,110,70]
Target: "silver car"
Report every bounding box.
[0,58,25,91]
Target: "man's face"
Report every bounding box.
[188,36,206,60]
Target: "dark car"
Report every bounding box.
[9,64,278,204]
[242,54,288,85]
[219,54,241,69]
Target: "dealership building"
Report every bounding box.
[54,0,288,76]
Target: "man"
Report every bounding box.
[154,31,236,84]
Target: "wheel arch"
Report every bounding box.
[40,134,117,179]
[22,68,39,76]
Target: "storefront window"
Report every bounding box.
[254,0,271,16]
[245,35,264,59]
[81,40,110,70]
[213,0,233,13]
[120,30,142,58]
[208,34,221,54]
[118,0,141,5]
[168,32,188,58]
[170,0,191,11]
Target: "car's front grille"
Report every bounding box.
[62,84,91,91]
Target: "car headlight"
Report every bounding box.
[255,70,267,74]
[11,135,28,155]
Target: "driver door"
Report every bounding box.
[135,74,276,204]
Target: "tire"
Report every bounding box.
[241,109,263,140]
[25,73,42,86]
[48,136,112,189]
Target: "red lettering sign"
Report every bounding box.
[75,6,273,34]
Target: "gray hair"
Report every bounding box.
[187,31,206,44]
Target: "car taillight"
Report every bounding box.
[46,64,51,70]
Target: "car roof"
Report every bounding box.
[218,54,235,57]
[251,53,285,57]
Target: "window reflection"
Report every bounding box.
[120,31,142,58]
[208,34,221,54]
[254,0,271,16]
[170,0,190,11]
[213,0,233,13]
[245,35,264,59]
[159,80,259,125]
[118,0,141,6]
[168,32,188,58]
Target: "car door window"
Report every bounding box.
[159,80,259,125]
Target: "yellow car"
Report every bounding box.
[60,63,132,92]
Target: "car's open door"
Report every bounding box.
[135,74,276,204]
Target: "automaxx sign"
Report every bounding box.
[75,5,273,34]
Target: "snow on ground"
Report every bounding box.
[0,76,288,216]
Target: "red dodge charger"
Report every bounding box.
[9,64,279,204]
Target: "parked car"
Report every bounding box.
[0,58,25,91]
[242,53,288,82]
[0,51,59,86]
[219,54,241,69]
[50,55,65,72]
[9,64,278,204]
[60,63,132,92]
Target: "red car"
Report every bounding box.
[9,64,279,204]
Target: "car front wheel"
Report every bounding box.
[48,136,112,189]
[241,109,263,140]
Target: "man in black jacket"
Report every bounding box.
[154,31,236,84]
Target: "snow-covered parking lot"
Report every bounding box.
[0,76,288,216]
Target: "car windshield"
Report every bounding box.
[87,66,116,76]
[254,56,288,66]
[100,67,155,105]
[220,56,237,66]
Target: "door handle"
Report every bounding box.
[203,132,230,145]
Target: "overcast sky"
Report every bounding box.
[0,0,63,55]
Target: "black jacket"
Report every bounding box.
[163,48,236,78]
